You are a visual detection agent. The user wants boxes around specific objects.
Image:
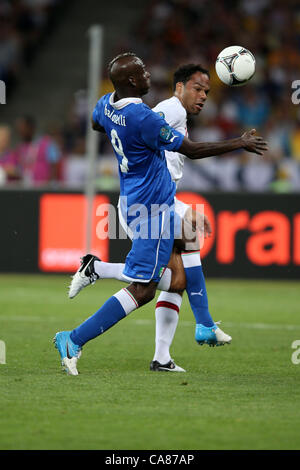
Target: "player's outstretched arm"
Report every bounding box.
[179,128,268,160]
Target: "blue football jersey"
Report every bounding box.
[92,93,184,219]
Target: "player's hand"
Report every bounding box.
[203,214,212,238]
[241,129,269,156]
[191,210,212,238]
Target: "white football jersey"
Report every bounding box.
[152,96,187,185]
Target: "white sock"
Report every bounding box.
[94,260,172,291]
[94,260,125,281]
[153,291,182,364]
[113,287,139,314]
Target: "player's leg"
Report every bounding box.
[68,242,186,298]
[150,201,190,372]
[151,290,184,371]
[68,198,185,298]
[151,200,231,372]
[55,280,156,375]
[150,202,205,371]
[151,247,185,372]
[182,206,232,346]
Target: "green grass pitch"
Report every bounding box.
[1,274,300,450]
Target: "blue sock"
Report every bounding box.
[70,288,138,347]
[181,252,214,327]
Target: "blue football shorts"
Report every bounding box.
[118,200,180,283]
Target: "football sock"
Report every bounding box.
[94,260,172,291]
[94,260,125,282]
[181,251,214,328]
[70,288,138,347]
[157,268,172,291]
[153,291,182,364]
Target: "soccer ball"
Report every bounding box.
[215,46,256,86]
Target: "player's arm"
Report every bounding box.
[179,128,268,160]
[91,118,105,133]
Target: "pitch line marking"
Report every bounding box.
[133,319,300,330]
[1,316,300,331]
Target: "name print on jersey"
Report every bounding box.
[104,104,126,126]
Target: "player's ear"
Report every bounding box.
[175,82,184,95]
[128,76,136,87]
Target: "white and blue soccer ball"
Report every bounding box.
[215,46,256,86]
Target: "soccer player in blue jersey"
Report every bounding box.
[54,53,268,375]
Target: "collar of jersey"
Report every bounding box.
[109,92,142,110]
[173,95,187,116]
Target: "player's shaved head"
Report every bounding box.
[108,53,142,86]
[108,52,137,74]
[108,52,150,99]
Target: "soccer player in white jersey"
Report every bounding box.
[64,54,268,375]
[150,64,218,371]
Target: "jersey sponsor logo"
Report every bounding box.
[104,104,126,126]
[156,111,165,119]
[190,290,204,296]
[170,134,178,143]
[159,125,177,142]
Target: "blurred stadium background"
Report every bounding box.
[0,0,299,278]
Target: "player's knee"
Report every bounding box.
[140,288,156,305]
[127,282,157,307]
